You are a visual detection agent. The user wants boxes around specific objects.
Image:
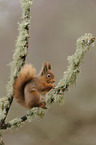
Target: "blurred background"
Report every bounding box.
[0,0,96,144]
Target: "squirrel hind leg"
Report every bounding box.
[25,89,47,109]
[25,89,40,109]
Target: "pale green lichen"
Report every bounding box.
[7,0,32,96]
[27,107,46,122]
[47,33,95,104]
[0,97,10,120]
[9,118,23,128]
[0,32,95,131]
[0,0,33,126]
[0,0,95,132]
[7,0,32,97]
[58,33,94,87]
[5,108,46,130]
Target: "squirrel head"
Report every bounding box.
[40,62,55,84]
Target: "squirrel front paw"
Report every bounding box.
[38,102,47,109]
[52,84,56,88]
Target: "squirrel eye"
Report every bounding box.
[47,74,51,78]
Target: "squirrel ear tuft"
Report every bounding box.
[40,62,48,75]
[40,62,51,75]
[47,63,51,70]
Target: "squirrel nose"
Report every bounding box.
[53,79,55,82]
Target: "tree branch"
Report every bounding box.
[0,0,32,128]
[0,34,95,130]
[0,1,95,145]
[47,34,95,104]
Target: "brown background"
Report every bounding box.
[0,0,96,145]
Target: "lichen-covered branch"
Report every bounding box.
[0,108,45,130]
[0,0,32,127]
[47,33,95,104]
[7,0,32,98]
[0,33,95,130]
[0,0,95,135]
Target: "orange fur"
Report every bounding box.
[13,64,36,106]
[13,62,55,109]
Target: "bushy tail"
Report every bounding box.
[13,64,36,106]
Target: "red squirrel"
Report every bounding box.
[13,62,55,109]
